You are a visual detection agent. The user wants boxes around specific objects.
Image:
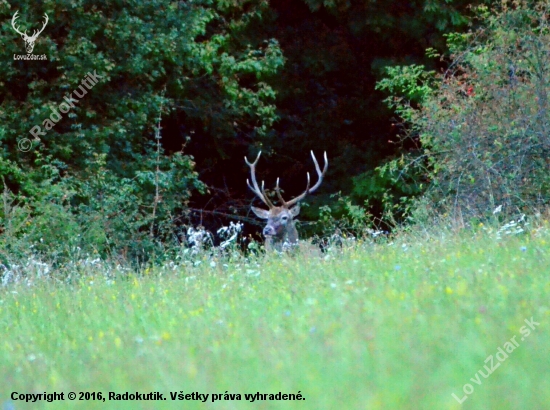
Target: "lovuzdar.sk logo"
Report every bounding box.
[11,10,48,60]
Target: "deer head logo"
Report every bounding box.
[11,11,49,54]
[245,151,328,252]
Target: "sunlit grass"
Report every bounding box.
[1,224,549,409]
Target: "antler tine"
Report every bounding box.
[261,180,275,208]
[307,150,328,193]
[283,172,310,207]
[11,11,27,36]
[275,177,286,205]
[244,150,261,168]
[284,150,327,207]
[30,13,48,39]
[36,13,48,37]
[245,151,274,209]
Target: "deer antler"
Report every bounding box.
[245,151,275,209]
[278,151,328,207]
[30,13,49,40]
[246,150,328,209]
[11,11,27,37]
[11,11,48,40]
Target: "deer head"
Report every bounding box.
[12,11,49,54]
[245,150,328,251]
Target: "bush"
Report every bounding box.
[377,2,550,224]
[0,1,283,265]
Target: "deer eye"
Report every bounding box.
[281,215,288,221]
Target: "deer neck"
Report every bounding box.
[267,220,298,252]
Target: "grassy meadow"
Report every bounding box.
[1,223,549,410]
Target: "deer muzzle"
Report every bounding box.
[263,225,276,236]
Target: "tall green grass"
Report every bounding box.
[1,223,549,409]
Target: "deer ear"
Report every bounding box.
[289,203,300,217]
[251,206,270,219]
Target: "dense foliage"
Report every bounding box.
[193,0,477,227]
[377,2,550,224]
[1,0,283,263]
[6,0,540,265]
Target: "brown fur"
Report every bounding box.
[251,205,301,252]
[245,150,328,252]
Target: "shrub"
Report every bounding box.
[377,2,550,224]
[0,1,283,265]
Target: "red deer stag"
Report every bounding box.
[245,151,328,251]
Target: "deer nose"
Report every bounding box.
[263,226,276,236]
